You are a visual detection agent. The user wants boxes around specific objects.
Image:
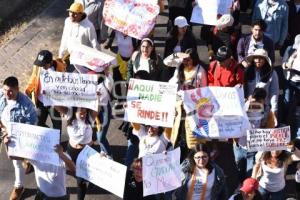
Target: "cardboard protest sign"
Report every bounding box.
[124,78,177,127]
[69,43,116,73]
[76,146,127,198]
[7,123,60,166]
[190,0,233,25]
[142,148,181,196]
[183,87,250,139]
[40,70,98,111]
[103,0,160,40]
[247,126,291,152]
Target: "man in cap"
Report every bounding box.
[25,50,66,131]
[0,76,37,200]
[208,46,244,87]
[58,2,100,59]
[237,19,275,68]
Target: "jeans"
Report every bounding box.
[284,80,300,138]
[124,138,139,167]
[258,186,285,200]
[13,159,25,188]
[233,143,256,183]
[97,104,112,155]
[36,100,62,132]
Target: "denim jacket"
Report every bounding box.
[175,159,228,200]
[252,0,288,45]
[0,90,37,125]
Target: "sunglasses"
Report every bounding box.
[194,156,208,160]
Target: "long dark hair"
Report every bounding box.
[178,48,201,85]
[139,39,158,61]
[67,107,92,126]
[262,151,291,168]
[188,143,213,173]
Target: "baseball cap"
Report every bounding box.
[34,50,53,66]
[67,2,84,13]
[174,16,189,28]
[215,46,232,62]
[240,178,259,194]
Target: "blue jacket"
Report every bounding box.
[0,90,37,125]
[175,159,227,200]
[252,0,288,45]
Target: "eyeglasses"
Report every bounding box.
[194,156,208,160]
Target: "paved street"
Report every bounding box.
[0,0,298,199]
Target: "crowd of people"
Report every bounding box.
[2,0,300,200]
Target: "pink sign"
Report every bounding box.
[103,0,160,40]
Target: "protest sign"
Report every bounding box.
[190,0,233,25]
[69,43,116,72]
[40,70,98,111]
[124,78,177,127]
[142,148,181,196]
[183,87,250,139]
[247,126,291,152]
[7,123,60,166]
[76,146,127,198]
[103,0,160,40]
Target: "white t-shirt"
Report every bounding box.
[65,110,94,146]
[259,162,285,192]
[134,57,150,74]
[30,156,68,197]
[187,168,215,200]
[132,126,170,158]
[116,31,134,58]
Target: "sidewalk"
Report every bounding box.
[0,0,71,91]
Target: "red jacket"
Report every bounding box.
[208,59,244,87]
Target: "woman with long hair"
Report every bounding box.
[175,144,227,200]
[252,150,292,200]
[127,38,166,82]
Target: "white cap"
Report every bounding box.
[174,16,189,28]
[216,14,234,30]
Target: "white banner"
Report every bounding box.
[247,126,291,152]
[40,70,98,111]
[69,43,116,72]
[183,87,250,139]
[190,0,233,25]
[142,148,181,196]
[124,79,177,127]
[76,146,127,198]
[7,123,60,166]
[103,0,160,40]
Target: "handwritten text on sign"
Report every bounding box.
[7,123,60,166]
[183,87,250,139]
[103,0,159,40]
[247,126,291,152]
[40,70,98,111]
[125,79,177,127]
[76,146,127,198]
[142,148,181,196]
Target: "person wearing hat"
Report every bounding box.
[237,20,275,68]
[164,16,197,81]
[282,34,300,131]
[207,14,240,60]
[74,0,105,42]
[244,48,279,128]
[208,46,244,87]
[25,50,66,131]
[58,2,100,59]
[229,178,262,200]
